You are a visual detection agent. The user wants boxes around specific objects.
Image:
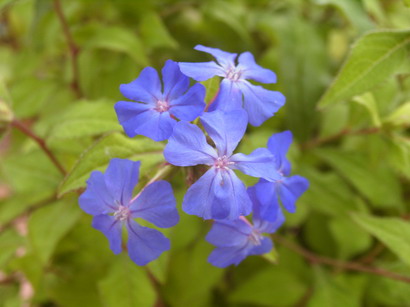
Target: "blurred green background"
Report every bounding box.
[1,0,410,306]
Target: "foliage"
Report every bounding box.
[0,0,409,306]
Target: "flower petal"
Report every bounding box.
[248,181,279,222]
[278,175,309,213]
[267,130,293,176]
[195,45,237,68]
[79,171,116,215]
[206,219,252,247]
[162,60,190,101]
[130,181,179,228]
[182,168,252,220]
[92,215,122,254]
[248,237,273,255]
[208,244,252,268]
[114,101,152,138]
[126,220,170,266]
[104,158,140,205]
[208,79,243,112]
[237,81,285,126]
[120,67,161,104]
[200,109,247,157]
[230,148,282,181]
[237,52,277,83]
[169,83,206,121]
[178,61,224,81]
[164,121,216,166]
[131,109,176,142]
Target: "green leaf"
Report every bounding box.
[308,268,366,307]
[200,76,220,105]
[98,255,156,307]
[316,149,403,209]
[352,213,410,267]
[385,101,410,126]
[47,100,121,140]
[86,27,149,66]
[353,92,381,127]
[329,217,372,260]
[0,229,23,268]
[319,29,410,107]
[28,199,81,264]
[59,133,164,195]
[229,264,307,306]
[139,12,178,50]
[163,240,223,307]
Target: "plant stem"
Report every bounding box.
[53,0,82,98]
[272,234,410,284]
[11,119,66,175]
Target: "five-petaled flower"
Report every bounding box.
[164,109,282,220]
[115,60,206,142]
[206,190,285,268]
[249,131,309,222]
[78,158,179,265]
[179,45,285,126]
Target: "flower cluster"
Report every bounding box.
[79,45,309,267]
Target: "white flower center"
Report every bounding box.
[225,67,242,81]
[248,230,262,246]
[214,155,234,170]
[114,205,130,221]
[155,100,170,113]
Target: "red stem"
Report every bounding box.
[11,119,66,175]
[53,0,82,98]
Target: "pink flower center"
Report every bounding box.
[225,67,242,82]
[155,100,170,113]
[214,155,234,170]
[114,205,130,221]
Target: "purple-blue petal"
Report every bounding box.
[208,79,243,112]
[162,60,190,101]
[169,83,206,121]
[248,237,273,255]
[208,244,252,268]
[130,180,179,228]
[92,215,122,255]
[164,121,216,166]
[79,171,116,215]
[119,67,161,104]
[267,131,293,176]
[178,61,224,81]
[104,158,140,206]
[200,109,247,157]
[126,219,170,266]
[182,168,252,220]
[278,175,309,213]
[206,219,252,247]
[195,45,237,68]
[230,148,282,181]
[248,181,280,222]
[237,52,277,83]
[133,110,177,142]
[114,101,153,138]
[237,81,285,126]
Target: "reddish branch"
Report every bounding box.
[53,0,82,98]
[273,234,410,284]
[11,119,66,175]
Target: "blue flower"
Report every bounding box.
[249,131,309,222]
[78,158,179,265]
[206,192,285,268]
[164,109,281,220]
[115,60,206,142]
[179,45,285,126]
